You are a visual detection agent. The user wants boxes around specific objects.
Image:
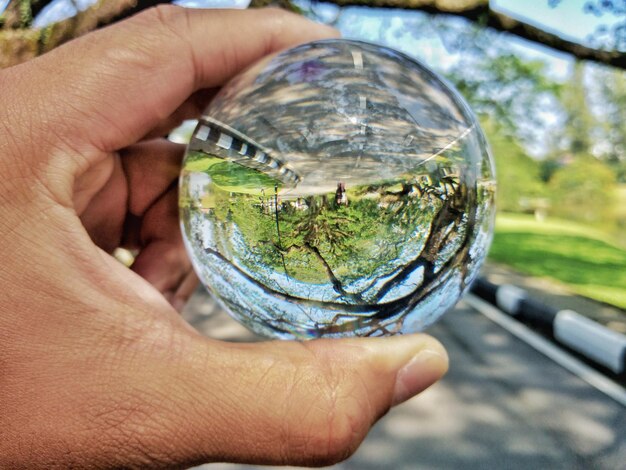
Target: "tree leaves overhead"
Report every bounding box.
[447,52,561,142]
[1,0,625,69]
[582,0,626,51]
[317,0,626,68]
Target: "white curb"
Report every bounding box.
[495,284,527,315]
[554,310,626,374]
[472,278,626,375]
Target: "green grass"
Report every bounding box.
[184,152,281,195]
[489,213,626,309]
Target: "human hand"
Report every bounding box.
[0,6,448,468]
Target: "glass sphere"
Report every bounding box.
[180,39,495,339]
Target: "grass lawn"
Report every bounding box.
[489,213,626,310]
[184,152,281,195]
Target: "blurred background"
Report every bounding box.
[3,0,624,319]
[2,0,625,468]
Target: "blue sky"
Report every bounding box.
[494,0,621,45]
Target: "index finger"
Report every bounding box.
[8,6,339,154]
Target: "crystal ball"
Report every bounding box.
[180,39,496,339]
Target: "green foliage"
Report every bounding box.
[559,62,595,156]
[593,66,626,182]
[219,188,433,286]
[539,156,562,183]
[187,160,449,292]
[184,152,282,195]
[482,119,546,212]
[548,157,617,223]
[616,185,626,243]
[0,0,33,28]
[18,0,32,27]
[490,213,626,309]
[447,52,561,142]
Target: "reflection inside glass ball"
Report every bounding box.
[179,39,496,339]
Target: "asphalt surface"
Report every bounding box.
[183,289,626,470]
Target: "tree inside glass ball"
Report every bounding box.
[179,39,496,339]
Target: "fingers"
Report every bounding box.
[142,88,218,140]
[77,152,128,252]
[130,237,196,308]
[76,139,183,252]
[114,333,448,467]
[170,270,199,312]
[130,185,191,294]
[12,7,339,159]
[120,139,184,218]
[78,138,194,305]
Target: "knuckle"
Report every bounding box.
[122,5,189,63]
[259,7,297,42]
[131,4,196,88]
[139,3,183,27]
[145,3,193,46]
[262,5,293,19]
[259,5,298,21]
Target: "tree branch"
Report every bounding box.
[0,0,169,68]
[1,0,30,29]
[5,0,622,69]
[0,0,300,69]
[304,242,363,302]
[318,0,626,69]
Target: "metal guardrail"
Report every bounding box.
[471,278,626,375]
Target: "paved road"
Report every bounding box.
[183,290,626,470]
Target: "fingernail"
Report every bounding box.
[392,344,448,406]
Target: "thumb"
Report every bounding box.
[122,333,448,467]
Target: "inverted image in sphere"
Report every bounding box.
[180,39,496,339]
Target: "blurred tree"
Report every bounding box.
[1,0,625,69]
[447,52,561,143]
[540,155,564,184]
[541,63,625,184]
[578,0,626,51]
[320,0,626,68]
[560,61,596,156]
[481,119,546,213]
[593,66,626,182]
[549,157,617,223]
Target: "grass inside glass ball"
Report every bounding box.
[180,39,496,339]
